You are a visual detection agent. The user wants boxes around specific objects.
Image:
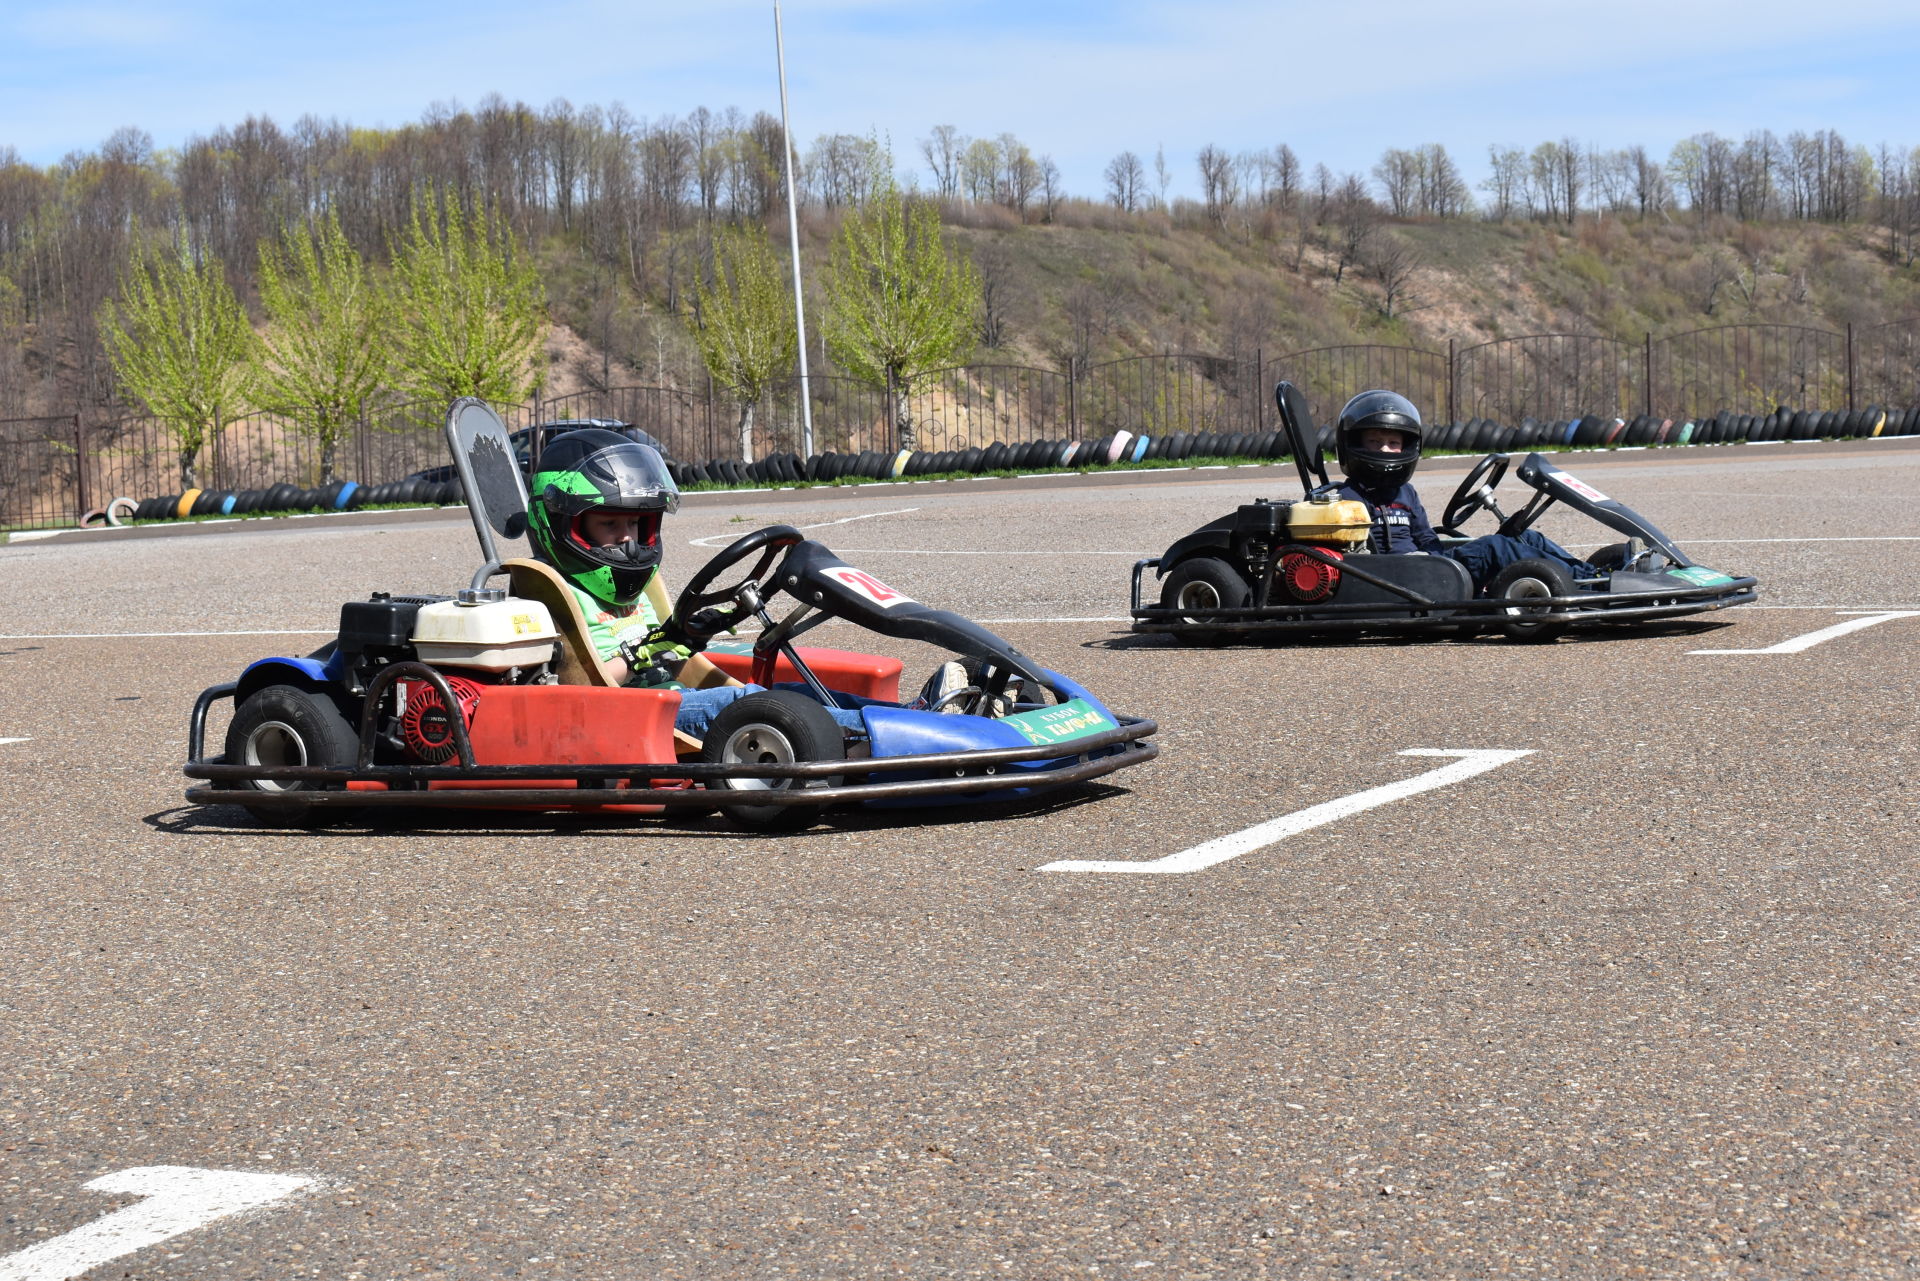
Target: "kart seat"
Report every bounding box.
[502,558,738,754]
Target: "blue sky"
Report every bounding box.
[7,0,1920,199]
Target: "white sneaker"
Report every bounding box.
[914,660,973,713]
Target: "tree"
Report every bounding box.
[1105,151,1145,212]
[691,226,797,461]
[387,186,546,411]
[821,182,980,451]
[252,211,389,483]
[98,237,253,488]
[1198,144,1237,225]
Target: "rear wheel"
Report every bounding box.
[701,690,846,831]
[224,683,361,826]
[1159,557,1250,645]
[1488,558,1576,643]
[1587,542,1631,573]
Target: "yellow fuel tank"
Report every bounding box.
[1286,497,1372,547]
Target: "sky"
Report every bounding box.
[7,0,1920,200]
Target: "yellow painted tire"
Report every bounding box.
[175,489,203,519]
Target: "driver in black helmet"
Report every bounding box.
[1333,390,1595,590]
[527,428,965,737]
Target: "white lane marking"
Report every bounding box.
[1043,748,1535,876]
[687,507,919,547]
[0,1166,314,1281]
[1689,610,1920,655]
[0,631,333,640]
[0,738,28,746]
[1667,535,1920,545]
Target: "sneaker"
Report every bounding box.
[911,660,973,714]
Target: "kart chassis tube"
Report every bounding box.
[1131,554,1758,630]
[186,675,1158,808]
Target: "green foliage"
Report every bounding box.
[692,226,797,459]
[97,237,253,487]
[387,187,546,411]
[822,183,981,445]
[253,211,388,482]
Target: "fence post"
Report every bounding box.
[1252,348,1263,433]
[1846,322,1856,411]
[1644,332,1653,418]
[1446,338,1457,427]
[72,412,90,517]
[1066,358,1079,438]
[705,375,715,460]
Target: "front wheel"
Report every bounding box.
[1488,558,1577,643]
[1159,556,1250,645]
[224,683,361,826]
[700,690,847,832]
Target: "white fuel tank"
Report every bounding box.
[411,591,559,672]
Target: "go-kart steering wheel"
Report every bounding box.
[674,524,805,624]
[1439,453,1510,534]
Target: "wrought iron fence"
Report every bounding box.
[10,319,1920,532]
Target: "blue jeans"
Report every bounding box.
[676,683,884,737]
[1443,530,1598,593]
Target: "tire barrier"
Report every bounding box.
[83,402,1920,527]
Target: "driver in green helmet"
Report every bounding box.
[526,428,963,737]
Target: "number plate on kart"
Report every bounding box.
[1001,698,1111,747]
[1669,565,1736,586]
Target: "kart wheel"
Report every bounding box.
[1160,556,1250,645]
[701,690,846,832]
[224,683,361,827]
[1489,558,1576,644]
[1587,542,1632,573]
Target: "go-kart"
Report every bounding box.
[1130,383,1758,644]
[184,399,1157,830]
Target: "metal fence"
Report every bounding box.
[9,319,1920,531]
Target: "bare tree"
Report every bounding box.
[1481,146,1526,221]
[1105,150,1145,212]
[1197,144,1237,225]
[1153,145,1170,209]
[1361,233,1424,318]
[1329,174,1378,283]
[1374,148,1419,217]
[921,125,964,200]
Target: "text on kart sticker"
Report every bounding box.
[1552,473,1610,503]
[823,566,914,607]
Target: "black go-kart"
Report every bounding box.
[1130,382,1758,644]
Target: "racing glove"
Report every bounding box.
[618,631,697,687]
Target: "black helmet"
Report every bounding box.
[1335,389,1424,489]
[526,428,680,606]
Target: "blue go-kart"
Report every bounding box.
[184,400,1157,830]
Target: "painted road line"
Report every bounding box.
[687,507,919,548]
[1690,610,1920,655]
[1043,748,1535,875]
[0,1166,314,1281]
[0,738,28,747]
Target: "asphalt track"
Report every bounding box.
[2,441,1917,1278]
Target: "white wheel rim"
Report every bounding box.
[720,723,797,795]
[1175,580,1221,615]
[243,719,307,792]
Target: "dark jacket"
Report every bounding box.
[1336,480,1443,554]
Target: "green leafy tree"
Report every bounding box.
[388,187,546,411]
[98,238,253,489]
[253,212,389,483]
[822,182,980,450]
[692,227,798,461]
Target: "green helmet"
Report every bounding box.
[525,429,680,606]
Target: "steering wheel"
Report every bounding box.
[1439,453,1510,534]
[673,524,805,625]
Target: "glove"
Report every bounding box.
[618,632,696,687]
[677,603,743,645]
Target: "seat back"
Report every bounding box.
[503,558,625,687]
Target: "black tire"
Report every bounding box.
[1159,556,1251,645]
[223,683,361,826]
[1488,558,1576,643]
[700,690,847,831]
[1587,542,1632,573]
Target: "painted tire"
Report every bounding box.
[1131,434,1151,462]
[175,489,203,519]
[104,496,138,527]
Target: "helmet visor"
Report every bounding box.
[538,441,680,517]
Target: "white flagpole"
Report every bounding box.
[773,2,815,458]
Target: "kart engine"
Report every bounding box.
[399,674,488,762]
[1279,548,1343,601]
